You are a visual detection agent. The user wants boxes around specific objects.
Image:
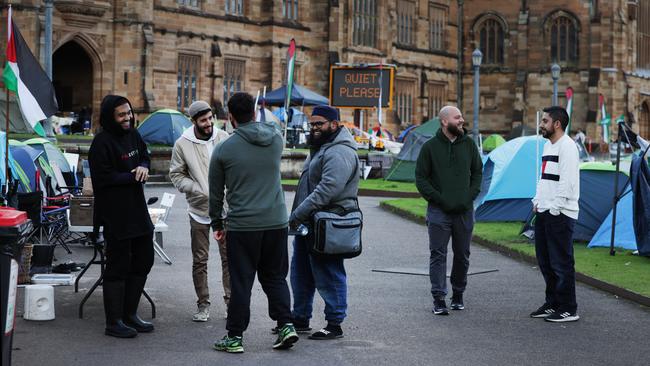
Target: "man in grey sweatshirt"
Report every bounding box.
[209,92,298,353]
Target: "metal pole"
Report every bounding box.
[609,121,623,256]
[457,0,464,110]
[4,88,9,196]
[44,0,53,79]
[552,78,558,106]
[473,65,480,146]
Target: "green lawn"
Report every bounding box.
[282,179,419,193]
[381,198,650,298]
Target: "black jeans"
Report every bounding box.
[534,211,577,313]
[103,232,154,282]
[226,228,292,336]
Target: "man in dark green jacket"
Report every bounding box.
[209,92,298,353]
[415,105,482,316]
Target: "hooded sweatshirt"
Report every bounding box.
[290,127,360,223]
[170,126,230,221]
[415,128,483,214]
[208,121,288,231]
[89,95,154,240]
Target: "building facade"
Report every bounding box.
[1,1,649,141]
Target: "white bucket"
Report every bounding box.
[23,284,55,321]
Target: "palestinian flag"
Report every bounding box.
[284,39,296,113]
[2,7,58,137]
[598,94,611,143]
[564,87,573,134]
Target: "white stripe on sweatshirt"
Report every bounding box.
[532,134,580,219]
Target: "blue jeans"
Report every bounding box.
[534,211,577,313]
[426,204,474,298]
[290,235,347,325]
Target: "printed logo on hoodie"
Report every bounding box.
[121,149,139,161]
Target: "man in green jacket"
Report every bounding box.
[415,105,482,316]
[209,92,298,353]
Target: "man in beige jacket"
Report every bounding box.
[170,100,230,322]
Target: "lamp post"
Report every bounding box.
[472,48,482,147]
[551,63,561,106]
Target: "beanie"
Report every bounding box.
[311,105,340,122]
[188,100,212,120]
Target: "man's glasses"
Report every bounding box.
[309,121,329,128]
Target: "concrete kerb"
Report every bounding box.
[379,202,650,309]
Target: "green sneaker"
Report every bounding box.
[273,323,299,350]
[213,335,244,353]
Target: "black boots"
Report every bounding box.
[122,276,154,333]
[103,281,137,338]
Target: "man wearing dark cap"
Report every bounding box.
[209,92,298,353]
[170,100,230,322]
[89,95,155,338]
[288,105,360,340]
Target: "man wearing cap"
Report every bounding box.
[170,100,230,322]
[288,105,360,340]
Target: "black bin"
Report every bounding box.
[0,208,32,366]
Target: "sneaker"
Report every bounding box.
[529,304,555,318]
[450,293,464,310]
[213,335,244,353]
[273,323,299,350]
[545,311,580,323]
[308,325,343,340]
[272,319,311,334]
[432,298,449,315]
[192,304,210,322]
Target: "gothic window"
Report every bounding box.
[283,0,298,20]
[178,0,199,7]
[429,4,447,51]
[548,14,579,64]
[637,0,650,70]
[223,59,245,105]
[281,61,302,85]
[225,0,244,16]
[428,82,447,120]
[640,102,650,138]
[477,18,504,65]
[395,79,416,125]
[397,0,416,46]
[177,54,200,112]
[352,0,377,48]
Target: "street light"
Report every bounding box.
[551,63,561,106]
[472,48,483,147]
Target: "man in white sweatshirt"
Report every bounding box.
[530,106,580,323]
[170,100,230,322]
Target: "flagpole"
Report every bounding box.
[4,87,9,195]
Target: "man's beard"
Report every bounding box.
[195,125,213,139]
[447,124,464,137]
[309,128,334,147]
[540,127,555,139]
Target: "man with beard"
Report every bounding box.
[288,105,360,340]
[530,106,580,322]
[89,95,155,338]
[415,105,482,316]
[170,100,230,322]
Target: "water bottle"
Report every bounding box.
[289,224,309,236]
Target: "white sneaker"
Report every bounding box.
[192,305,210,322]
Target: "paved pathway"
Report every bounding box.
[11,187,650,366]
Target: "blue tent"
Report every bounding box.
[588,190,636,250]
[8,142,44,193]
[475,136,547,221]
[138,109,192,146]
[631,153,650,255]
[259,84,329,107]
[0,131,19,188]
[573,162,629,242]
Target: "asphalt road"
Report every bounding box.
[11,186,650,366]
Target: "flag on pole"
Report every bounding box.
[376,63,383,138]
[598,94,611,142]
[565,87,573,134]
[283,39,296,142]
[2,7,57,137]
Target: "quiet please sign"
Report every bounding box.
[329,66,394,108]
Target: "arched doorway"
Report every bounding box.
[640,101,650,139]
[53,41,93,133]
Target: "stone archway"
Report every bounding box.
[640,101,650,138]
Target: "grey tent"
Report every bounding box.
[0,92,36,134]
[385,118,440,182]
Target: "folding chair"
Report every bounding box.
[151,193,175,265]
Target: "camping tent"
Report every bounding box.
[23,137,74,186]
[138,109,193,146]
[475,136,547,221]
[0,92,35,134]
[483,134,506,152]
[385,118,440,182]
[8,141,46,193]
[573,162,629,242]
[588,190,636,250]
[259,84,329,107]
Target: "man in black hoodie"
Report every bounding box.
[89,95,155,338]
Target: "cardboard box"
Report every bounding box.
[69,196,94,227]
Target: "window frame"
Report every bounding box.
[637,0,650,70]
[177,0,200,8]
[282,0,299,21]
[352,0,378,48]
[223,58,246,106]
[177,53,201,112]
[397,0,416,46]
[427,82,447,120]
[429,3,448,51]
[225,0,244,16]
[544,11,580,66]
[394,78,416,125]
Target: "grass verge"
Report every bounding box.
[282,179,419,193]
[380,198,650,299]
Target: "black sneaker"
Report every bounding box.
[272,319,311,334]
[432,298,449,315]
[545,311,580,323]
[450,293,464,310]
[308,324,343,340]
[530,304,555,318]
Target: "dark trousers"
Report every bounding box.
[426,204,474,298]
[226,228,292,336]
[104,232,154,282]
[534,211,577,313]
